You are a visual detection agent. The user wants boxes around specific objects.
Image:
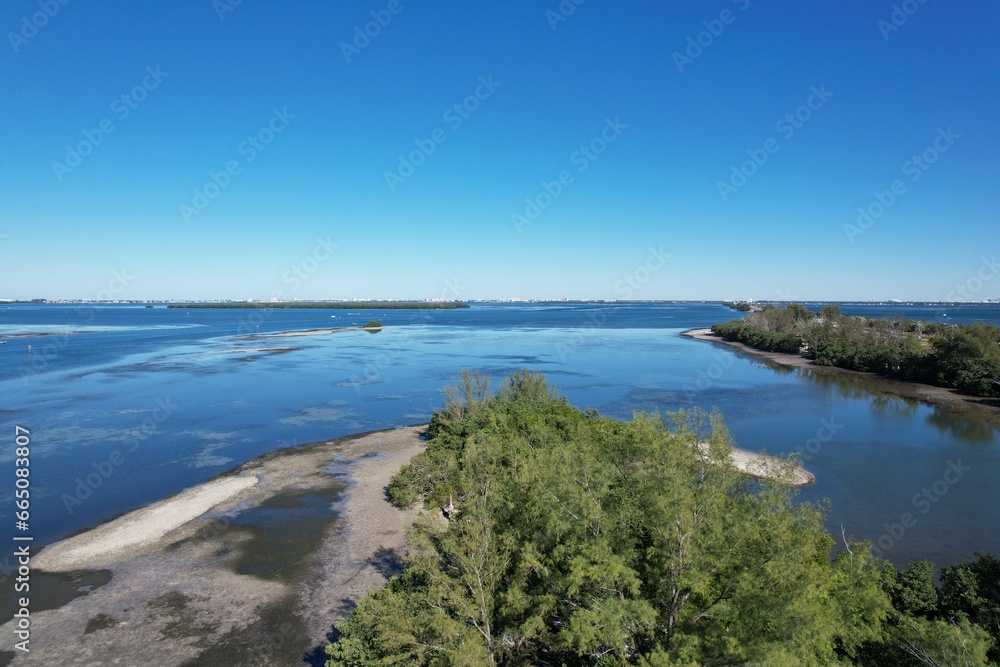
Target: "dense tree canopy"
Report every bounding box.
[327,371,911,665]
[858,558,1000,666]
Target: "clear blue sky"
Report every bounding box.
[2,0,998,301]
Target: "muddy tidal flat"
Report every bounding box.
[0,426,426,667]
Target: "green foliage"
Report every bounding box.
[931,323,1000,397]
[712,306,1000,398]
[362,320,383,329]
[710,304,818,353]
[750,302,813,333]
[940,553,1000,663]
[820,304,843,320]
[328,371,892,666]
[711,320,802,353]
[786,302,813,322]
[723,300,753,312]
[855,554,1000,666]
[803,315,927,376]
[806,318,1000,397]
[882,561,939,617]
[894,616,994,667]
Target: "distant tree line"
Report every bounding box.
[166,301,469,310]
[326,371,999,666]
[711,305,1000,398]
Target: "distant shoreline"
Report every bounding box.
[167,301,468,310]
[682,328,1000,417]
[5,300,1000,306]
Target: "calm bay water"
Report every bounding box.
[1,302,998,568]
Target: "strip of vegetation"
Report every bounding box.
[166,301,469,310]
[325,370,999,665]
[711,319,803,353]
[723,300,754,312]
[711,304,1000,398]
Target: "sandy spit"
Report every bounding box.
[699,443,815,486]
[244,325,383,339]
[33,476,259,572]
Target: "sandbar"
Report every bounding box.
[244,326,383,339]
[33,476,259,571]
[701,443,815,486]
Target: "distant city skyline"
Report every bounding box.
[2,2,998,302]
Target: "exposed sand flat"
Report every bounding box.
[699,443,815,486]
[301,426,426,644]
[201,346,298,355]
[34,475,259,571]
[3,426,426,667]
[3,331,90,339]
[683,328,722,342]
[244,326,382,339]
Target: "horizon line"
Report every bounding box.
[4,298,999,305]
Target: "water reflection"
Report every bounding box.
[762,361,998,445]
[748,359,796,376]
[926,405,999,444]
[791,367,919,407]
[870,394,920,419]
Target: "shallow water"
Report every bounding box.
[1,302,998,569]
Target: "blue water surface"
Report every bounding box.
[1,301,998,569]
